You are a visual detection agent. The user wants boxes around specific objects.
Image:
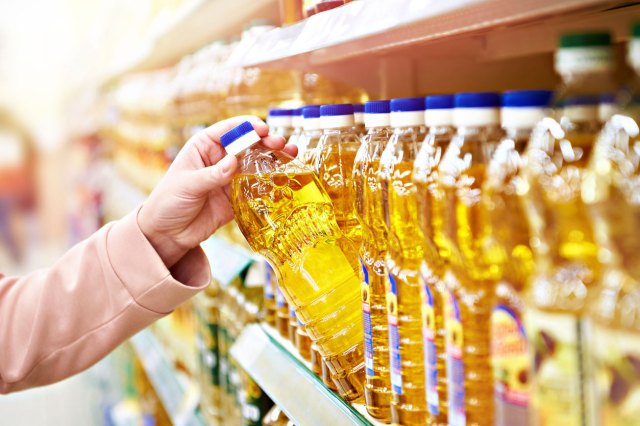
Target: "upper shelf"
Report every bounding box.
[105,0,279,81]
[229,0,636,68]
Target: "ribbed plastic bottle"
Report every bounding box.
[485,90,553,426]
[585,24,640,426]
[267,108,294,140]
[353,100,392,421]
[223,121,365,401]
[353,103,366,136]
[297,105,322,166]
[288,107,304,146]
[379,97,427,425]
[316,104,363,247]
[412,94,455,425]
[519,32,617,426]
[438,92,502,426]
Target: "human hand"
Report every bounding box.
[138,116,298,268]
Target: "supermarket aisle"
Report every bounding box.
[0,372,101,426]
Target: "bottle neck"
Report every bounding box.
[503,126,534,148]
[427,125,453,136]
[323,126,356,135]
[366,126,388,137]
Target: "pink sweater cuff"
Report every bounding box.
[105,209,210,314]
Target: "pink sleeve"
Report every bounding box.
[0,208,211,393]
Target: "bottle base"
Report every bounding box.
[324,344,366,401]
[364,385,392,422]
[391,403,427,426]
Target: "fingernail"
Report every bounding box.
[218,155,233,174]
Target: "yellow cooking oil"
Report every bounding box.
[295,320,312,361]
[316,104,363,246]
[352,100,392,421]
[518,32,617,426]
[484,90,552,426]
[223,121,365,402]
[379,97,427,425]
[438,92,502,426]
[585,26,640,426]
[412,94,455,425]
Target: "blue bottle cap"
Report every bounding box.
[302,105,320,119]
[563,95,600,106]
[425,95,454,110]
[364,100,390,114]
[268,108,293,117]
[320,104,354,116]
[352,103,365,113]
[600,93,617,104]
[390,97,425,112]
[292,107,304,116]
[220,121,257,148]
[501,90,554,108]
[454,92,501,108]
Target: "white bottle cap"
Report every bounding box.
[320,104,355,129]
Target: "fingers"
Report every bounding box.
[185,154,238,196]
[283,143,298,158]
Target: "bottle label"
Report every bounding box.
[387,273,402,395]
[360,258,374,378]
[592,324,640,425]
[491,304,529,414]
[525,308,589,426]
[446,287,465,426]
[264,262,274,300]
[275,284,286,308]
[420,262,439,415]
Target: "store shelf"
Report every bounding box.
[130,329,206,426]
[200,236,258,286]
[230,0,633,68]
[105,0,279,82]
[231,324,384,426]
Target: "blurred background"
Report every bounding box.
[1,0,639,425]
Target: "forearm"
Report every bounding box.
[0,208,210,393]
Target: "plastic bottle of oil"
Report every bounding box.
[274,282,290,339]
[353,100,392,421]
[485,90,553,426]
[288,107,304,146]
[267,108,294,139]
[225,22,301,118]
[439,92,502,426]
[353,103,366,137]
[316,104,363,247]
[263,261,276,326]
[288,305,298,342]
[585,24,640,425]
[297,105,322,166]
[412,94,455,425]
[379,97,427,425]
[223,121,365,401]
[518,32,617,426]
[295,315,312,361]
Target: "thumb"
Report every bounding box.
[187,154,238,195]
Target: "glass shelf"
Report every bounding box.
[130,329,207,426]
[231,323,386,426]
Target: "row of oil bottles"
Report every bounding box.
[221,28,640,426]
[106,19,366,193]
[194,258,300,426]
